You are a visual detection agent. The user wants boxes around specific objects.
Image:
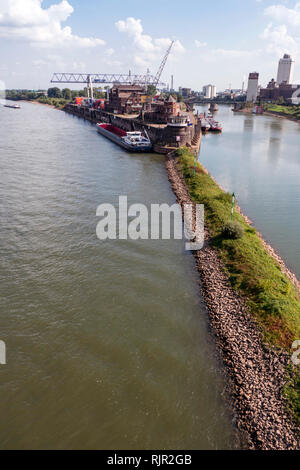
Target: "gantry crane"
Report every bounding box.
[50,41,175,98]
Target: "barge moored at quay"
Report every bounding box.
[96,124,152,152]
[64,84,202,154]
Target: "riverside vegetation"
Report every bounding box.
[263,103,300,121]
[5,89,71,108]
[5,88,106,109]
[177,147,300,428]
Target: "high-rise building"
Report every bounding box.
[277,54,294,85]
[181,88,192,97]
[203,84,217,99]
[170,75,174,92]
[246,72,259,102]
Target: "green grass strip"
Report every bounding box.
[177,147,300,347]
[177,147,300,427]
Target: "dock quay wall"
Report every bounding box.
[64,104,200,152]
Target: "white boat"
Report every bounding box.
[200,118,211,132]
[96,123,152,152]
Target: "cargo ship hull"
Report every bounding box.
[96,124,152,152]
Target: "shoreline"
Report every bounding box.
[4,98,66,110]
[234,107,300,124]
[264,110,300,124]
[19,99,60,110]
[200,165,300,295]
[165,152,299,450]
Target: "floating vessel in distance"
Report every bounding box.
[3,103,21,109]
[200,113,223,133]
[208,119,222,133]
[96,123,152,152]
[200,119,211,133]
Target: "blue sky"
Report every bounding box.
[1,0,300,91]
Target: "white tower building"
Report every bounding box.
[246,72,259,102]
[277,54,294,84]
[203,84,217,99]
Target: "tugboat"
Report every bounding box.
[96,123,152,152]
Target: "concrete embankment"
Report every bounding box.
[165,153,299,450]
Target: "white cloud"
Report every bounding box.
[32,58,48,67]
[212,48,256,58]
[32,54,65,69]
[195,40,207,48]
[198,47,259,64]
[32,54,88,72]
[115,17,184,68]
[116,17,155,53]
[264,2,300,27]
[115,17,143,37]
[103,58,122,67]
[261,23,299,57]
[105,48,115,56]
[261,3,300,62]
[0,0,105,48]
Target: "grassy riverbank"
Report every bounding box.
[177,147,300,425]
[177,147,300,346]
[263,104,300,121]
[33,96,70,109]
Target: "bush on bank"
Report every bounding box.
[5,90,70,109]
[222,220,244,240]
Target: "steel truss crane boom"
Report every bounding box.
[50,73,165,87]
[153,40,174,87]
[50,41,174,97]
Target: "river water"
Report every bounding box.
[196,105,300,278]
[0,101,236,449]
[1,101,299,450]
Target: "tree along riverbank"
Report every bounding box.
[165,148,299,449]
[4,87,103,109]
[5,94,70,109]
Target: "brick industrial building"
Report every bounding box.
[142,94,181,124]
[105,84,145,114]
[259,54,300,104]
[259,79,300,104]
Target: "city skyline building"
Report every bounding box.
[246,72,259,102]
[203,84,217,99]
[277,54,294,85]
